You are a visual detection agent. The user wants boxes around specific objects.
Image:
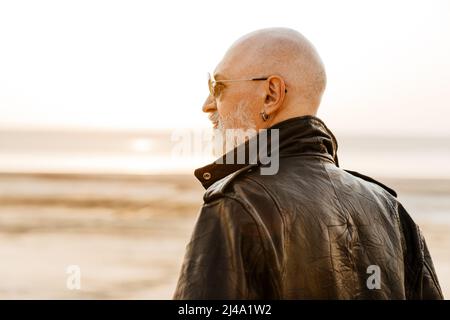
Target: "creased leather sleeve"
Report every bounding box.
[420,235,444,299]
[397,202,444,299]
[173,196,267,300]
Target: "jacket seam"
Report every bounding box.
[219,195,282,298]
[244,176,288,281]
[279,153,335,165]
[319,159,348,220]
[423,258,444,299]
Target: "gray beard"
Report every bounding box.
[212,101,257,158]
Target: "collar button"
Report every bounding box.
[203,172,211,180]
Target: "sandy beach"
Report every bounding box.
[0,173,448,299]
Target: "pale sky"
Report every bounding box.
[0,0,449,135]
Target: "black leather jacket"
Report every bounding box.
[173,116,443,299]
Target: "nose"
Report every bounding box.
[202,95,216,113]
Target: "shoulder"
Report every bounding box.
[202,164,260,203]
[344,169,398,198]
[194,175,272,251]
[200,164,284,237]
[200,163,283,232]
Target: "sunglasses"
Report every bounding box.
[207,72,270,98]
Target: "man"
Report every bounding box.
[173,28,443,299]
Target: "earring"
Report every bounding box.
[260,110,269,121]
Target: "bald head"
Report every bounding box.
[217,28,326,115]
[203,28,326,133]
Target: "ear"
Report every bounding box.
[263,75,286,115]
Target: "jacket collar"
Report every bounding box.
[194,115,339,189]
